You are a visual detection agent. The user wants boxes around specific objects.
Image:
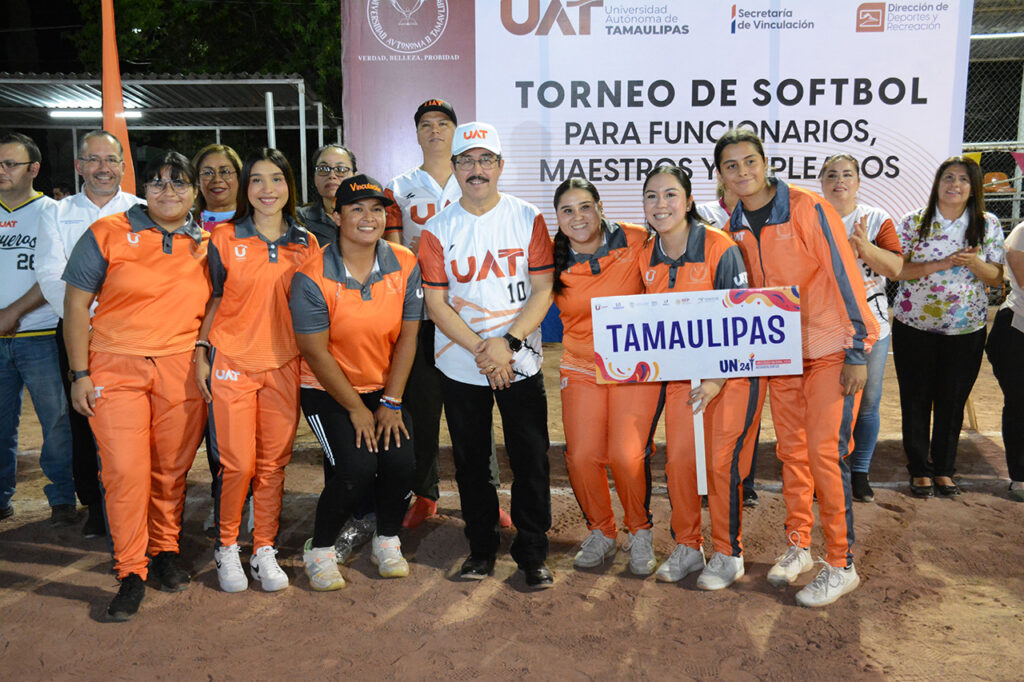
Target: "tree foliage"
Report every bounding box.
[71,0,342,116]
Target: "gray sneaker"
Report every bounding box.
[334,515,376,564]
[696,552,744,590]
[767,544,812,587]
[573,530,617,569]
[795,563,859,607]
[655,543,705,582]
[625,529,657,576]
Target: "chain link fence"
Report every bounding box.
[966,22,1024,305]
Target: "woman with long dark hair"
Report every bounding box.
[550,178,657,573]
[716,129,878,607]
[195,148,318,593]
[892,157,1005,497]
[638,166,760,591]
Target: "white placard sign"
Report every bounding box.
[592,286,804,383]
[592,285,803,495]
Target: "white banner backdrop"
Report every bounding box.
[591,286,803,383]
[343,0,974,229]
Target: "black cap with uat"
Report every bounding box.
[334,173,395,211]
[414,98,457,126]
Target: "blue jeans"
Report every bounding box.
[0,333,75,508]
[849,332,890,474]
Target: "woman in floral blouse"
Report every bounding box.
[892,156,1005,498]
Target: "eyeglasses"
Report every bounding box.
[0,160,34,171]
[198,168,237,181]
[145,179,193,195]
[453,154,499,171]
[78,155,122,168]
[314,164,352,177]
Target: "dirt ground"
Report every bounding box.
[1,342,1023,680]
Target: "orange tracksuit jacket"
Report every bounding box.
[638,221,763,556]
[554,221,658,537]
[726,179,879,567]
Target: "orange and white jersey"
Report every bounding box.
[419,193,554,386]
[840,204,901,339]
[62,204,210,356]
[207,216,318,373]
[554,221,647,375]
[384,166,460,249]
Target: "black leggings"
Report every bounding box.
[302,388,414,547]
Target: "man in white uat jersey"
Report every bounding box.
[419,121,555,589]
[0,131,74,527]
[385,99,508,531]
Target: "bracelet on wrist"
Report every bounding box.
[381,394,402,405]
[379,398,402,411]
[195,340,211,350]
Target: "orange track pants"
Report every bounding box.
[208,352,300,550]
[561,369,661,537]
[768,351,860,567]
[663,377,764,556]
[90,350,205,580]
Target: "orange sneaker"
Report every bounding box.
[401,496,438,529]
[498,506,513,529]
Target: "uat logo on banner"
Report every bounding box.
[500,0,603,36]
[367,0,449,54]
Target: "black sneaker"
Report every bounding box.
[50,504,79,527]
[82,505,107,538]
[107,574,145,622]
[459,555,495,580]
[523,565,554,589]
[150,552,191,592]
[851,473,875,503]
[743,489,759,508]
[0,504,12,521]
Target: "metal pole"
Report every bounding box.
[317,102,324,149]
[298,81,308,204]
[215,128,221,144]
[1015,64,1024,224]
[71,127,80,193]
[265,91,276,149]
[336,126,342,144]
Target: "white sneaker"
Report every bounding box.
[767,544,813,587]
[303,539,346,591]
[655,543,705,582]
[696,552,744,591]
[796,563,860,607]
[371,534,409,578]
[214,543,248,593]
[573,530,617,569]
[250,545,289,592]
[624,529,657,576]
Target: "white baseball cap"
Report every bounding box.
[451,121,502,157]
